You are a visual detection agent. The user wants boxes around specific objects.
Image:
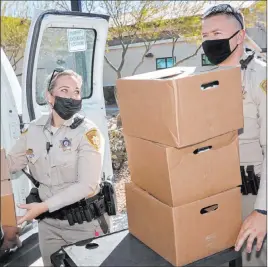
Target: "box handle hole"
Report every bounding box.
[200,204,218,214]
[201,81,219,90]
[86,243,99,250]
[193,146,212,154]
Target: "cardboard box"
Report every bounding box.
[1,195,17,226]
[126,131,241,207]
[1,148,11,181]
[1,180,17,227]
[117,66,243,148]
[126,183,242,266]
[1,179,13,196]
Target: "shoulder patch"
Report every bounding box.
[85,129,100,151]
[260,80,267,94]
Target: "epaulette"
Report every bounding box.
[21,126,29,135]
[240,51,255,70]
[70,115,85,129]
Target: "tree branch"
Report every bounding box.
[11,55,24,69]
[8,54,13,63]
[104,55,118,73]
[118,46,128,72]
[84,0,95,13]
[55,1,70,11]
[172,37,179,59]
[132,40,155,75]
[174,44,202,66]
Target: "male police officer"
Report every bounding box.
[202,4,266,266]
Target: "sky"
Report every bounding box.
[1,0,104,18]
[2,0,256,19]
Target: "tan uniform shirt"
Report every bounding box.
[239,53,267,211]
[7,114,105,213]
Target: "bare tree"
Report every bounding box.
[131,40,157,76]
[131,3,170,75]
[83,0,96,13]
[54,1,70,11]
[160,1,206,63]
[53,0,98,13]
[102,0,170,79]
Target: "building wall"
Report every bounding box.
[246,27,267,49]
[103,40,203,86]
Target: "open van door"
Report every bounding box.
[1,48,32,222]
[21,10,113,181]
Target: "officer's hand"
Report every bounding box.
[17,202,48,225]
[0,226,21,251]
[235,211,267,253]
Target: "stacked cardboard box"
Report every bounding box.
[1,148,17,227]
[117,66,244,266]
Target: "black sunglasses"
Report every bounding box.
[48,68,65,91]
[203,4,244,30]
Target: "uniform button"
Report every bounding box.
[47,173,50,177]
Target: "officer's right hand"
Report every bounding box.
[17,202,48,225]
[235,210,267,253]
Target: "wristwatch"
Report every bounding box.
[255,209,267,215]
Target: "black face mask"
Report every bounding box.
[202,30,240,65]
[52,96,82,120]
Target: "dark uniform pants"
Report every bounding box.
[38,215,109,267]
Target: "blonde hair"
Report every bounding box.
[47,69,83,92]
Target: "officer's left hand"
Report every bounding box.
[235,211,267,253]
[17,202,48,225]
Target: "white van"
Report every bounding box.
[1,9,115,263]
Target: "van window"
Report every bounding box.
[35,27,96,105]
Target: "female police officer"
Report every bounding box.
[6,69,105,266]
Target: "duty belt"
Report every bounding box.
[26,180,117,233]
[240,165,260,195]
[43,194,106,225]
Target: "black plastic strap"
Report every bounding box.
[70,116,85,129]
[102,180,117,216]
[240,165,260,195]
[240,52,255,70]
[240,166,249,195]
[97,215,109,234]
[22,169,40,188]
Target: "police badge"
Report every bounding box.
[60,137,72,151]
